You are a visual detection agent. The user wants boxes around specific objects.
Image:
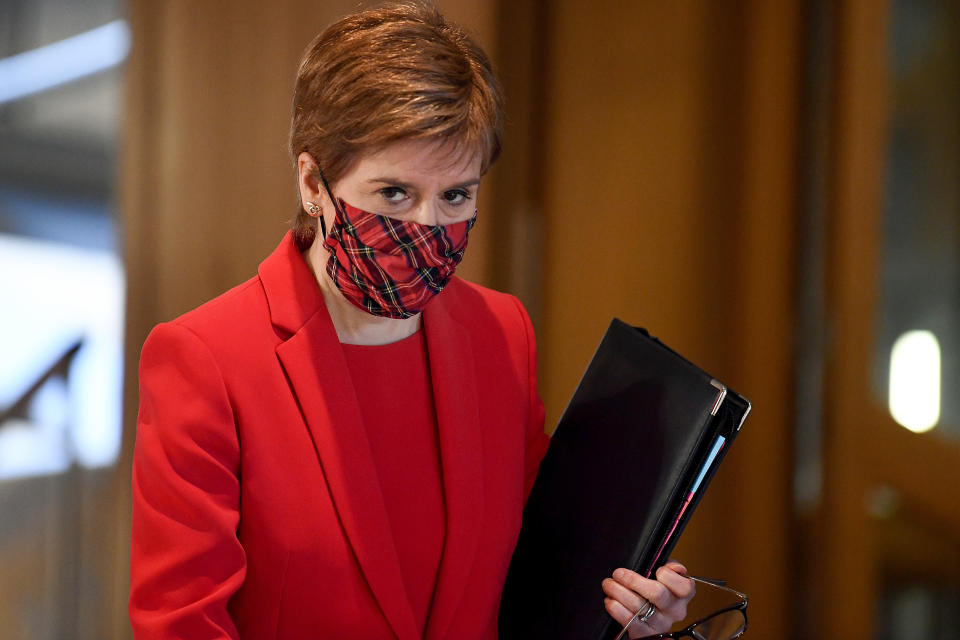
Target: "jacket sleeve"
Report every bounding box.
[510,296,551,504]
[129,322,245,639]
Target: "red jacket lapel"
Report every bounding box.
[422,290,485,640]
[260,234,419,640]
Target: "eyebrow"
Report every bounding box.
[367,177,482,190]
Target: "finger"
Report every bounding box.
[611,568,692,625]
[611,568,673,611]
[655,566,696,600]
[611,601,672,639]
[664,559,688,575]
[636,609,671,636]
[648,568,692,622]
[604,596,637,628]
[601,578,646,615]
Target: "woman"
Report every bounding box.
[129,3,694,638]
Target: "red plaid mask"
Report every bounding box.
[322,199,476,319]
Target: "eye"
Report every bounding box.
[379,187,408,204]
[443,189,472,206]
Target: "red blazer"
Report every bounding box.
[129,232,550,639]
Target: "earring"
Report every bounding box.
[306,202,322,217]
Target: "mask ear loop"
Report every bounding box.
[315,166,346,240]
[316,209,327,239]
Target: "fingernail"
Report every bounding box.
[613,569,625,580]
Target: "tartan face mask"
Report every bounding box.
[321,198,476,319]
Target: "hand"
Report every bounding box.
[601,560,695,638]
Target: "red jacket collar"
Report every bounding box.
[257,231,326,335]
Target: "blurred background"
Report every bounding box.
[0,0,957,638]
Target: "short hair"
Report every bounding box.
[288,1,504,250]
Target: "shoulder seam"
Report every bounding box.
[154,321,238,422]
[170,277,262,324]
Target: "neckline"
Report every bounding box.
[340,328,424,350]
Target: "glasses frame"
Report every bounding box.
[618,576,748,640]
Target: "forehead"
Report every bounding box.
[350,138,482,183]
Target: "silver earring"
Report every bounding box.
[306,202,322,217]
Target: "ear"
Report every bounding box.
[297,151,336,233]
[297,152,322,206]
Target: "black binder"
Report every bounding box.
[499,319,751,639]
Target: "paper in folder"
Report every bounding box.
[499,319,751,639]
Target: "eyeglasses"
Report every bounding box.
[616,576,748,640]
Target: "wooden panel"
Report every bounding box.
[876,498,960,585]
[815,0,891,637]
[487,0,550,323]
[869,413,960,535]
[714,2,802,635]
[539,1,734,425]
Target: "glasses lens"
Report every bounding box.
[690,610,746,640]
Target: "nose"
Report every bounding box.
[407,201,441,226]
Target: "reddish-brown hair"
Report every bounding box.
[289,1,504,250]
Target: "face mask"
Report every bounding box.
[321,198,475,319]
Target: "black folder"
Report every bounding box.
[499,319,751,639]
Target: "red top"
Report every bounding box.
[342,331,445,636]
